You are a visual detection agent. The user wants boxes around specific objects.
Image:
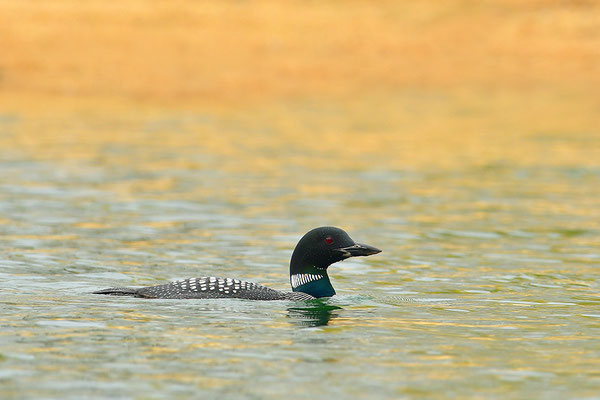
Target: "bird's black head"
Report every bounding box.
[289,226,381,297]
[290,226,381,277]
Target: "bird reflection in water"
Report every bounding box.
[287,302,342,327]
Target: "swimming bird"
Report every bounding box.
[94,226,381,300]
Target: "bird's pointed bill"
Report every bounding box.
[335,243,382,258]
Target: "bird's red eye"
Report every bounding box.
[325,237,333,244]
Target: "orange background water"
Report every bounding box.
[1,1,600,177]
[1,1,598,102]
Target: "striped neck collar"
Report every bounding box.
[291,273,323,290]
[290,268,335,298]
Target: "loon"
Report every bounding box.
[94,226,381,301]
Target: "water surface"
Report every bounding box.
[1,95,599,399]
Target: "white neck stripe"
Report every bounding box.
[291,273,323,289]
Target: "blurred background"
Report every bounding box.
[1,1,599,399]
[1,0,599,171]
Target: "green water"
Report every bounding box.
[0,101,599,399]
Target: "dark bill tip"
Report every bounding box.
[337,243,382,257]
